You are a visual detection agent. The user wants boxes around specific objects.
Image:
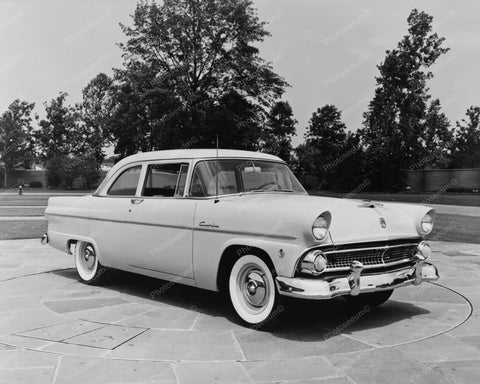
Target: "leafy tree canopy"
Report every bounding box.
[91,0,290,157]
[360,9,451,191]
[0,99,35,187]
[35,93,104,188]
[451,106,480,168]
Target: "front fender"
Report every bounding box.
[193,236,305,292]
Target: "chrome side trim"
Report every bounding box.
[46,213,297,241]
[46,213,191,231]
[193,226,297,241]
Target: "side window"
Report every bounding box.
[107,166,142,196]
[190,161,239,197]
[142,163,188,197]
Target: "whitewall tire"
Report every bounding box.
[74,241,108,285]
[228,255,283,329]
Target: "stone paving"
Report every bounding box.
[0,239,479,383]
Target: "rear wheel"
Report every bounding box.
[74,241,109,285]
[345,289,393,308]
[228,255,284,330]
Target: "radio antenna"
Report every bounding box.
[214,135,219,203]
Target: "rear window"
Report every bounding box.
[107,166,142,196]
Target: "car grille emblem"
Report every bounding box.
[379,217,387,228]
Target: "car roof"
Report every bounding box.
[109,149,284,176]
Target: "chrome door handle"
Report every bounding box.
[130,198,144,205]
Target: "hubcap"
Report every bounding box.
[243,270,268,308]
[81,245,96,271]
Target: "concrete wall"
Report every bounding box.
[405,168,480,193]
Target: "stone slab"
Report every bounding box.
[62,324,147,350]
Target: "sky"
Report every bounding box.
[1,0,479,151]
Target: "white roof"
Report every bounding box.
[109,149,283,176]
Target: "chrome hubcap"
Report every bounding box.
[243,270,267,308]
[81,245,96,271]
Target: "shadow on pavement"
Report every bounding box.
[52,268,431,341]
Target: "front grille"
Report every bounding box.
[324,243,418,271]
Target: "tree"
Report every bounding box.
[36,93,104,189]
[261,101,297,163]
[0,100,35,188]
[450,106,480,168]
[360,9,450,191]
[300,105,364,190]
[82,73,114,145]
[96,0,288,157]
[304,105,346,188]
[421,99,453,169]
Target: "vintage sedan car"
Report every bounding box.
[42,149,439,328]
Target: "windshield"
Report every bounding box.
[189,159,307,197]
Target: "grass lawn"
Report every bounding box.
[427,214,480,244]
[312,191,480,207]
[0,220,47,240]
[0,207,46,216]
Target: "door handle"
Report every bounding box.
[130,198,144,205]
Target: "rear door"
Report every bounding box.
[127,160,196,280]
[92,164,143,268]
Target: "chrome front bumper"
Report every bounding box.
[275,259,439,300]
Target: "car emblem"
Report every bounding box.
[379,217,387,228]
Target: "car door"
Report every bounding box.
[92,163,144,269]
[127,160,196,280]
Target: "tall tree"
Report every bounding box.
[36,93,104,188]
[421,99,453,169]
[101,0,288,156]
[0,100,35,188]
[302,105,363,190]
[82,73,114,146]
[360,9,450,191]
[450,106,480,168]
[261,101,297,163]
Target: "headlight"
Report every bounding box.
[312,212,331,241]
[420,210,435,234]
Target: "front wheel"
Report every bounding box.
[74,241,109,285]
[228,255,284,330]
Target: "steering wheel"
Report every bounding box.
[255,181,277,191]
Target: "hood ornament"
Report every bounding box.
[379,217,387,228]
[359,200,384,208]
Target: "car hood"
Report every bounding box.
[230,193,431,245]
